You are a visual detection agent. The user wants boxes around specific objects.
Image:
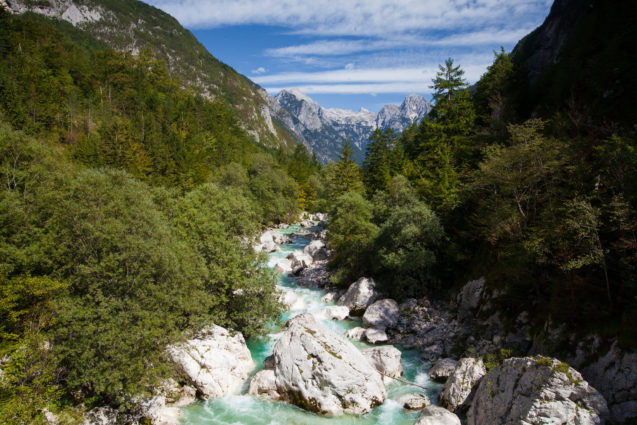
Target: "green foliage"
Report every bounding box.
[327,192,378,285]
[362,128,403,194]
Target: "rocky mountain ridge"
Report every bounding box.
[4,0,300,149]
[273,89,432,163]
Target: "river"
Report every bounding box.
[179,223,442,425]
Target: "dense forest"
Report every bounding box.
[319,0,637,358]
[0,10,320,423]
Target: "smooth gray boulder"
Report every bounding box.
[440,357,486,412]
[415,405,461,425]
[456,278,484,320]
[337,277,380,315]
[248,369,281,400]
[317,305,349,321]
[361,345,403,384]
[365,328,388,344]
[466,357,608,425]
[167,325,254,399]
[272,313,386,415]
[429,358,458,381]
[363,299,399,329]
[396,393,430,411]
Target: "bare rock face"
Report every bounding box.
[363,299,400,329]
[440,357,486,412]
[429,358,458,381]
[580,342,637,423]
[167,326,254,399]
[456,278,484,320]
[361,345,403,384]
[337,277,380,315]
[271,313,386,415]
[466,357,608,425]
[415,405,461,425]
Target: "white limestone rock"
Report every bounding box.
[343,326,366,340]
[365,328,388,344]
[456,278,485,320]
[440,357,486,412]
[272,313,386,415]
[274,259,293,274]
[363,299,399,329]
[415,405,461,425]
[167,325,254,399]
[248,369,281,400]
[337,277,380,315]
[466,357,608,425]
[361,345,403,384]
[287,250,313,269]
[396,393,430,411]
[303,239,328,261]
[317,305,350,321]
[429,358,458,381]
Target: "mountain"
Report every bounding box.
[4,0,299,149]
[273,89,432,163]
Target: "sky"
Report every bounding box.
[146,0,553,112]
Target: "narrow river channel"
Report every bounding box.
[180,223,442,425]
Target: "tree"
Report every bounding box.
[322,139,364,203]
[431,58,466,104]
[363,128,403,195]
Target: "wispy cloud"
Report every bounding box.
[251,66,267,74]
[148,0,548,36]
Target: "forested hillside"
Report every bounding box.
[317,0,637,352]
[0,9,320,423]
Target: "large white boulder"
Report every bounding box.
[415,405,461,425]
[440,357,486,412]
[365,328,389,344]
[396,393,430,411]
[429,358,458,381]
[344,327,366,340]
[274,258,293,274]
[287,250,313,269]
[248,369,281,400]
[317,305,350,321]
[167,326,254,399]
[361,345,403,384]
[303,239,328,261]
[363,299,399,329]
[272,313,386,415]
[337,277,380,315]
[466,357,608,425]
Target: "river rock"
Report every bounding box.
[249,369,281,400]
[363,299,399,329]
[361,345,403,384]
[466,357,608,425]
[298,262,330,288]
[304,239,328,261]
[317,305,350,320]
[167,325,254,399]
[429,358,458,381]
[321,290,342,303]
[272,313,386,415]
[399,393,430,411]
[365,328,388,344]
[416,405,461,425]
[456,278,484,320]
[287,250,313,269]
[141,396,181,425]
[440,357,486,412]
[344,327,366,340]
[254,239,277,253]
[337,277,380,315]
[274,258,293,274]
[580,341,637,423]
[279,290,306,311]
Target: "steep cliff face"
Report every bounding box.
[5,0,298,149]
[511,0,636,128]
[273,89,431,163]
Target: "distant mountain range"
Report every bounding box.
[5,0,431,163]
[271,89,432,163]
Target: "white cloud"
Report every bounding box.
[251,66,267,74]
[147,0,549,37]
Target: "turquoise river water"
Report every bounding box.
[180,224,442,425]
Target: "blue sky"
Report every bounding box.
[147,0,553,112]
